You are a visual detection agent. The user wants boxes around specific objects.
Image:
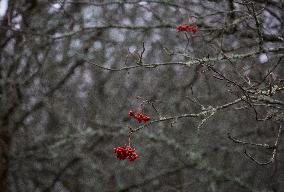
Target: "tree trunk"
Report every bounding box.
[0,128,11,192]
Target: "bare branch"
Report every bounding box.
[132,98,242,133]
[76,52,187,71]
[227,133,274,149]
[250,3,264,51]
[77,47,284,72]
[137,42,145,65]
[231,124,282,166]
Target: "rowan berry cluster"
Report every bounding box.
[114,145,139,161]
[114,103,152,162]
[128,110,150,123]
[176,24,198,33]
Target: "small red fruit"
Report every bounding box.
[114,145,139,161]
[128,110,134,116]
[129,110,151,123]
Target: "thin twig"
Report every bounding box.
[227,133,274,149]
[242,124,282,165]
[197,108,216,133]
[206,64,260,120]
[252,56,283,88]
[250,3,264,52]
[77,47,284,71]
[137,42,145,64]
[132,98,242,133]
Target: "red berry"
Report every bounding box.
[129,110,151,123]
[128,110,134,116]
[128,151,139,161]
[114,145,139,161]
[143,115,150,122]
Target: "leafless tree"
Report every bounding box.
[0,0,283,192]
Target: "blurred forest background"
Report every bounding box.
[0,0,284,191]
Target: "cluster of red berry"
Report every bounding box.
[114,145,138,161]
[114,108,151,161]
[176,24,198,33]
[128,110,150,123]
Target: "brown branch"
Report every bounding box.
[250,3,264,51]
[77,47,284,72]
[227,133,274,149]
[137,42,145,65]
[206,64,260,120]
[240,124,282,165]
[52,24,173,39]
[252,56,283,88]
[76,52,187,71]
[66,0,191,11]
[131,98,242,133]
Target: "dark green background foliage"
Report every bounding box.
[0,0,283,191]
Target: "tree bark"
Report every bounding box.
[0,128,11,192]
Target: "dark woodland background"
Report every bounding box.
[0,0,284,191]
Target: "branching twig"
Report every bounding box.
[76,51,187,71]
[197,107,216,133]
[131,98,242,133]
[206,63,260,120]
[252,56,283,88]
[77,47,284,71]
[229,124,282,165]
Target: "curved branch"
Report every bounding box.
[232,124,282,166]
